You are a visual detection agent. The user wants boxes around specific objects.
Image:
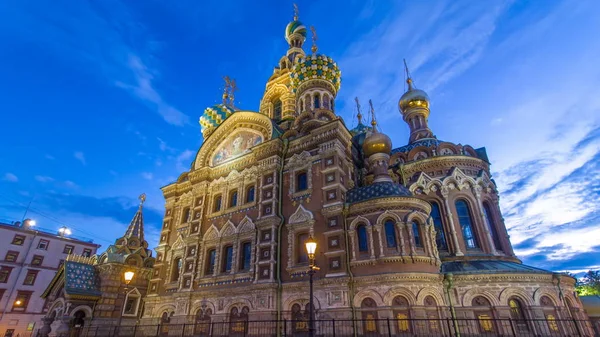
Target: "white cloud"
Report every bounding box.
[35,175,55,183]
[3,173,18,182]
[63,180,79,189]
[74,151,86,165]
[176,150,195,172]
[141,172,154,180]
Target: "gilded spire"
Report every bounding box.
[124,193,146,242]
[355,97,363,125]
[222,76,231,105]
[369,99,377,131]
[310,26,318,54]
[293,3,299,21]
[138,193,146,207]
[229,78,238,107]
[403,59,414,91]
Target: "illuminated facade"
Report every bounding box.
[141,6,591,336]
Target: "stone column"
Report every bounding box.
[396,222,407,256]
[367,226,375,259]
[348,231,357,261]
[374,224,384,257]
[441,188,464,256]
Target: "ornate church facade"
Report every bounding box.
[141,7,591,336]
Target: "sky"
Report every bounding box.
[0,0,598,274]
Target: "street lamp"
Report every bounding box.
[58,226,72,237]
[124,271,135,285]
[23,219,36,228]
[305,236,319,337]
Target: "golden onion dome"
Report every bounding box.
[398,78,430,113]
[362,129,392,157]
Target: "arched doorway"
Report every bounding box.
[472,296,496,334]
[392,296,411,333]
[508,297,530,332]
[540,295,561,334]
[291,303,309,336]
[194,308,212,336]
[424,295,441,334]
[229,306,249,336]
[70,310,86,337]
[159,311,172,336]
[360,298,379,336]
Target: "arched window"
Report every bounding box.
[323,94,330,109]
[357,225,368,252]
[313,93,321,109]
[213,195,222,212]
[473,296,495,333]
[299,99,305,113]
[430,202,448,250]
[291,303,308,333]
[483,203,502,251]
[171,258,182,282]
[412,222,422,247]
[424,296,440,333]
[229,307,249,336]
[194,308,212,335]
[181,207,190,224]
[206,249,216,275]
[392,296,411,333]
[330,98,334,110]
[361,298,378,334]
[297,233,309,264]
[273,98,282,120]
[384,220,397,248]
[222,245,233,273]
[296,172,308,191]
[455,200,479,249]
[229,191,238,208]
[509,298,529,332]
[246,186,255,203]
[240,241,252,271]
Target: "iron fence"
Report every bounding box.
[48,317,594,337]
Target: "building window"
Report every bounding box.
[509,298,529,332]
[296,172,308,192]
[384,220,397,248]
[123,290,141,316]
[297,233,309,264]
[313,93,321,109]
[181,207,191,224]
[246,186,255,203]
[412,222,422,247]
[171,258,182,282]
[23,270,39,285]
[37,239,50,250]
[5,251,19,262]
[455,200,479,249]
[273,98,282,120]
[222,246,233,273]
[11,235,25,246]
[12,291,31,311]
[357,225,368,252]
[229,190,238,208]
[0,266,13,283]
[63,245,74,254]
[483,203,503,251]
[82,249,92,257]
[206,249,216,275]
[213,195,222,212]
[240,242,252,271]
[430,202,448,250]
[31,255,44,266]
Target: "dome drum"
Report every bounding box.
[296,87,335,113]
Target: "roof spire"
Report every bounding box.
[403,59,414,91]
[293,3,299,21]
[355,97,363,125]
[369,99,378,131]
[229,78,238,108]
[310,26,318,54]
[222,76,231,105]
[124,193,146,242]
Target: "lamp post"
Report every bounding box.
[58,226,72,237]
[117,270,135,332]
[305,236,319,337]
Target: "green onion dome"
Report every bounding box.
[199,104,235,132]
[290,54,341,95]
[285,20,307,45]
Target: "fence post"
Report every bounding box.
[283,319,287,337]
[209,321,214,337]
[508,318,517,336]
[332,318,336,337]
[446,318,453,336]
[156,324,161,337]
[387,318,392,337]
[132,324,137,337]
[572,317,583,337]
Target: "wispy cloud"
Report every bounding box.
[3,173,18,182]
[35,175,55,183]
[176,149,195,171]
[44,154,55,160]
[141,172,154,180]
[74,151,86,165]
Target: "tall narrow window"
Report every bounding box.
[297,233,309,264]
[246,186,255,203]
[357,225,368,252]
[384,220,397,248]
[273,99,282,120]
[222,246,233,273]
[509,298,529,332]
[483,203,502,251]
[206,249,216,275]
[431,202,448,250]
[240,242,252,271]
[230,191,238,208]
[297,172,308,191]
[412,222,422,247]
[456,200,478,249]
[313,93,320,109]
[171,258,182,282]
[214,195,222,212]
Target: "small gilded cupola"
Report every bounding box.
[199,76,238,139]
[350,97,373,147]
[362,100,393,183]
[398,60,435,143]
[290,26,341,117]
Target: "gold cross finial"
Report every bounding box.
[138,193,146,207]
[229,79,238,107]
[355,97,363,124]
[403,59,414,90]
[222,76,231,104]
[369,99,377,130]
[310,26,318,54]
[293,3,299,21]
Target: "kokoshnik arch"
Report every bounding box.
[137,5,591,336]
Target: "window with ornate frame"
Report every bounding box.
[222,245,233,273]
[296,172,308,192]
[430,202,448,250]
[384,220,397,248]
[412,221,422,248]
[455,200,479,249]
[483,202,503,251]
[205,249,216,275]
[357,225,369,252]
[245,185,255,203]
[229,190,238,208]
[213,195,222,212]
[123,288,141,316]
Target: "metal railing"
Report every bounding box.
[45,317,595,337]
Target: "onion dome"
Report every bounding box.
[290,54,341,94]
[362,99,392,157]
[285,20,307,45]
[399,78,430,112]
[199,104,235,132]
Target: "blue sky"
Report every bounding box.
[1,0,598,273]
